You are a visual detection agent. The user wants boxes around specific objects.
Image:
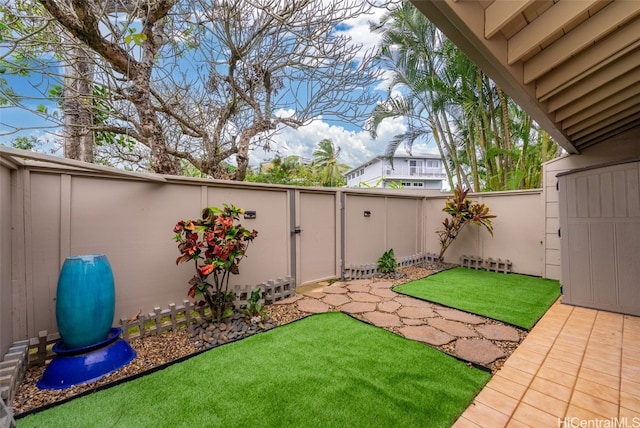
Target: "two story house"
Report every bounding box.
[344,154,446,190]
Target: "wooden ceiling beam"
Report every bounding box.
[548,55,639,114]
[523,0,640,84]
[536,20,640,101]
[574,119,640,148]
[570,109,640,141]
[564,94,640,133]
[485,0,536,39]
[507,0,600,65]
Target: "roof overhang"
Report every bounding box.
[411,0,640,154]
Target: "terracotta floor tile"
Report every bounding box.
[474,386,519,417]
[505,419,530,428]
[504,354,543,375]
[619,405,640,420]
[547,347,584,365]
[496,366,535,387]
[487,374,528,401]
[578,367,620,390]
[622,349,640,363]
[451,416,483,428]
[522,333,556,349]
[621,379,640,398]
[537,365,577,388]
[511,402,559,427]
[511,348,547,365]
[574,378,619,405]
[565,403,610,421]
[581,356,621,377]
[584,346,621,361]
[529,377,572,403]
[461,401,510,427]
[621,392,640,412]
[522,388,568,417]
[513,342,549,359]
[622,364,640,381]
[542,357,580,377]
[570,390,619,418]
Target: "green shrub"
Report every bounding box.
[377,249,398,274]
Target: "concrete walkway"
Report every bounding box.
[274,277,523,369]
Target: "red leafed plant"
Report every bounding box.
[436,185,496,261]
[173,204,258,322]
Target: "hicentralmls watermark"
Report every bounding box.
[558,417,640,428]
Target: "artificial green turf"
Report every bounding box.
[394,267,560,329]
[18,312,490,428]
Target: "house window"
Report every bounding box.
[413,182,423,187]
[427,160,439,168]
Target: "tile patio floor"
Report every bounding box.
[454,300,640,427]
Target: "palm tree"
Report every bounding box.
[312,139,349,187]
[369,2,560,191]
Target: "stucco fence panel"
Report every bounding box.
[1,148,549,356]
[424,190,544,277]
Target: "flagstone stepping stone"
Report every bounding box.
[397,306,437,319]
[297,299,330,313]
[272,294,304,305]
[322,294,350,307]
[476,324,520,342]
[399,326,454,346]
[428,318,478,337]
[371,288,397,298]
[393,296,435,309]
[370,281,394,289]
[345,279,371,287]
[455,339,506,365]
[378,300,401,313]
[341,302,377,314]
[363,311,402,327]
[347,284,371,293]
[436,308,485,325]
[304,292,326,299]
[322,286,348,294]
[402,318,427,326]
[350,293,382,303]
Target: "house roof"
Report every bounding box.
[411,0,640,154]
[343,153,442,175]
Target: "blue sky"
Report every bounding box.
[0,4,438,169]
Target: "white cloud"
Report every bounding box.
[250,115,413,169]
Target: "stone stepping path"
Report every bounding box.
[274,277,523,370]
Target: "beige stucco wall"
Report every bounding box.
[11,170,292,343]
[2,151,550,346]
[543,127,640,280]
[424,190,544,277]
[343,193,424,266]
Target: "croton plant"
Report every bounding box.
[436,185,496,261]
[173,204,258,322]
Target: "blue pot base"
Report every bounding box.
[37,328,136,390]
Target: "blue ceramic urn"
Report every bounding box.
[56,254,115,349]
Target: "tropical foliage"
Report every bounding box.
[246,139,349,187]
[369,2,561,191]
[311,139,350,187]
[173,204,258,322]
[377,248,398,274]
[436,185,495,261]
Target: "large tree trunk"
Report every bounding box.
[62,40,94,163]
